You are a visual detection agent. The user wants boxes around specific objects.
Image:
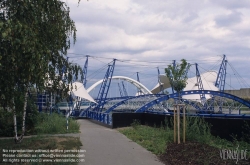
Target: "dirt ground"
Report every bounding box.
[159,142,250,165]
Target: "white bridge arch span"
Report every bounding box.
[87,76,152,95]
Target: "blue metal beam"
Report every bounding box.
[135,90,250,113]
[79,89,250,117]
[183,63,190,79]
[137,72,140,82]
[215,55,227,92]
[135,95,169,113]
[195,63,206,102]
[79,95,136,116]
[157,67,164,94]
[95,59,116,111]
[181,99,202,111]
[214,55,227,112]
[118,83,123,97]
[104,94,162,113]
[82,55,89,87]
[100,90,250,114]
[136,72,143,95]
[122,81,128,97]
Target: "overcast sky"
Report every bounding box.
[64,0,250,92]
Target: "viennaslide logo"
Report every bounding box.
[220,145,248,164]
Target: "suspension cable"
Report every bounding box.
[228,62,250,88]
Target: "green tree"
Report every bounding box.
[0,0,82,143]
[165,59,190,144]
[165,59,190,100]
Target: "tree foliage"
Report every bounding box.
[0,0,82,142]
[165,59,190,93]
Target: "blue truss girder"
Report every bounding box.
[78,102,96,116]
[215,55,227,92]
[135,95,169,113]
[96,67,110,101]
[77,90,250,122]
[183,63,190,79]
[137,72,140,82]
[95,59,116,111]
[135,90,250,113]
[136,72,143,94]
[79,96,133,116]
[195,63,206,102]
[82,55,89,87]
[78,90,250,118]
[104,94,162,113]
[214,55,227,112]
[78,83,127,117]
[181,99,202,111]
[157,67,164,94]
[100,90,250,114]
[118,83,123,97]
[184,90,247,108]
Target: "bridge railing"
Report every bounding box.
[77,110,113,125]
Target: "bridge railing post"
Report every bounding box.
[107,113,109,124]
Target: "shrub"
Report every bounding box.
[131,119,141,130]
[185,117,212,143]
[0,108,15,137]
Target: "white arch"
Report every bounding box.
[87,76,152,95]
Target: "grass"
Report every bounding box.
[118,117,250,156]
[118,117,212,155]
[0,112,82,164]
[0,109,80,137]
[119,120,173,155]
[34,113,80,135]
[0,136,83,165]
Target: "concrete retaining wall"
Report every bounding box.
[224,88,250,99]
[112,113,250,141]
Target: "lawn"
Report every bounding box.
[0,111,83,165]
[118,118,250,165]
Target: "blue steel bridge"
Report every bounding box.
[35,55,250,126]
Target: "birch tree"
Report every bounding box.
[0,0,82,143]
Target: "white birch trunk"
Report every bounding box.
[20,90,28,140]
[13,108,18,142]
[13,89,28,143]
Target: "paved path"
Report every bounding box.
[78,119,164,165]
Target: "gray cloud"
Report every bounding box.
[210,0,250,9]
[65,0,250,89]
[215,11,242,27]
[182,12,199,23]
